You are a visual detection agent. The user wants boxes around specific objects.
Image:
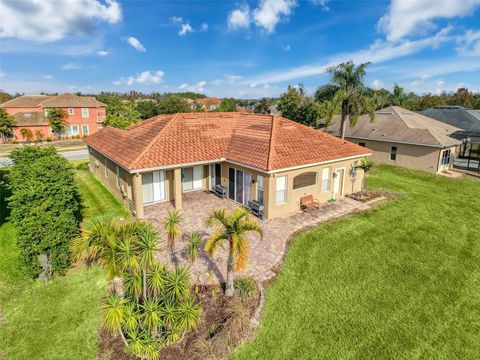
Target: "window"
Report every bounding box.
[82,124,89,136]
[359,142,366,147]
[68,108,74,115]
[82,108,89,118]
[441,149,451,165]
[104,157,108,177]
[321,168,330,192]
[293,172,316,190]
[116,166,120,188]
[210,104,217,111]
[390,146,397,161]
[275,176,287,205]
[257,175,264,204]
[44,108,49,117]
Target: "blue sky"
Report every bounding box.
[0,0,480,98]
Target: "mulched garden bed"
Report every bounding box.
[98,285,260,360]
[348,189,390,203]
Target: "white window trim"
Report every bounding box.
[82,124,89,136]
[321,168,330,193]
[68,108,75,115]
[116,166,120,189]
[82,108,89,118]
[275,175,287,205]
[257,175,264,204]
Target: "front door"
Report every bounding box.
[333,169,344,199]
[209,163,222,190]
[142,171,166,204]
[228,167,252,206]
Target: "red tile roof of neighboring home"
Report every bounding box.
[85,112,371,172]
[189,97,222,106]
[0,93,105,108]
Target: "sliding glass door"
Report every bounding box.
[209,163,222,190]
[182,165,203,192]
[228,167,252,206]
[142,171,166,205]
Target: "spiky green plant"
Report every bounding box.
[164,210,182,253]
[147,263,166,298]
[177,296,202,331]
[205,207,263,297]
[164,267,190,302]
[186,231,202,262]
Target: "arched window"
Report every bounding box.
[293,172,317,190]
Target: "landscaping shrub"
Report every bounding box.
[234,277,258,299]
[8,146,80,278]
[76,161,90,171]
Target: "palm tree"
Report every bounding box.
[204,207,263,297]
[185,231,202,262]
[358,157,373,190]
[164,210,182,254]
[322,61,375,139]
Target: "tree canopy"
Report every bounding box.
[0,108,14,141]
[278,85,321,127]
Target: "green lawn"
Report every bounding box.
[235,166,480,359]
[0,163,129,360]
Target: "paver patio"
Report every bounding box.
[144,191,370,284]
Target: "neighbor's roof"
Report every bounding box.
[327,106,462,148]
[12,111,47,126]
[420,105,480,132]
[85,112,371,172]
[0,93,105,108]
[191,97,222,106]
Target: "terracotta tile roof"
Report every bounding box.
[327,106,462,147]
[12,111,47,126]
[1,93,105,108]
[0,95,54,107]
[85,112,371,172]
[191,97,222,106]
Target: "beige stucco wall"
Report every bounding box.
[346,138,456,173]
[264,158,364,219]
[88,146,136,213]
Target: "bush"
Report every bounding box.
[76,161,89,171]
[8,146,80,278]
[234,277,258,298]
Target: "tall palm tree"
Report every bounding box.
[164,210,182,254]
[322,61,375,139]
[204,207,263,297]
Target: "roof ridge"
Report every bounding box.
[266,115,277,171]
[130,114,179,169]
[38,93,61,106]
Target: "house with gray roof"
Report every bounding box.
[420,105,480,132]
[326,106,462,173]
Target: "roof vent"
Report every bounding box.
[376,111,393,115]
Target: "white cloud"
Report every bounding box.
[228,6,251,30]
[456,29,480,56]
[97,50,109,56]
[228,75,243,84]
[253,0,297,33]
[211,79,223,85]
[0,0,121,43]
[378,0,480,42]
[201,23,209,31]
[179,23,193,36]
[243,27,453,85]
[124,36,146,52]
[0,71,5,78]
[62,62,82,70]
[169,16,184,24]
[282,44,291,51]
[178,81,207,92]
[43,74,53,79]
[371,79,384,89]
[114,70,164,86]
[310,0,330,10]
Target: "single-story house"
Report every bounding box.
[326,106,462,174]
[420,105,480,132]
[187,97,222,111]
[85,112,371,219]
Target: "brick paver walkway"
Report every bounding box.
[144,191,369,284]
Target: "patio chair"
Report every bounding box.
[300,195,320,211]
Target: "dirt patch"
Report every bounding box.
[98,286,260,360]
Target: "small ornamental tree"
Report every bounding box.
[8,146,80,278]
[0,108,14,141]
[359,157,373,190]
[254,98,272,114]
[71,218,201,359]
[217,98,237,112]
[46,108,68,139]
[20,128,34,142]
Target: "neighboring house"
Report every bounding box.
[420,105,480,132]
[187,97,222,111]
[85,112,371,219]
[0,93,106,141]
[326,106,462,173]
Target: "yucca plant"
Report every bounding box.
[164,267,190,302]
[177,296,201,331]
[186,231,202,262]
[164,210,182,254]
[147,263,166,298]
[205,207,263,297]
